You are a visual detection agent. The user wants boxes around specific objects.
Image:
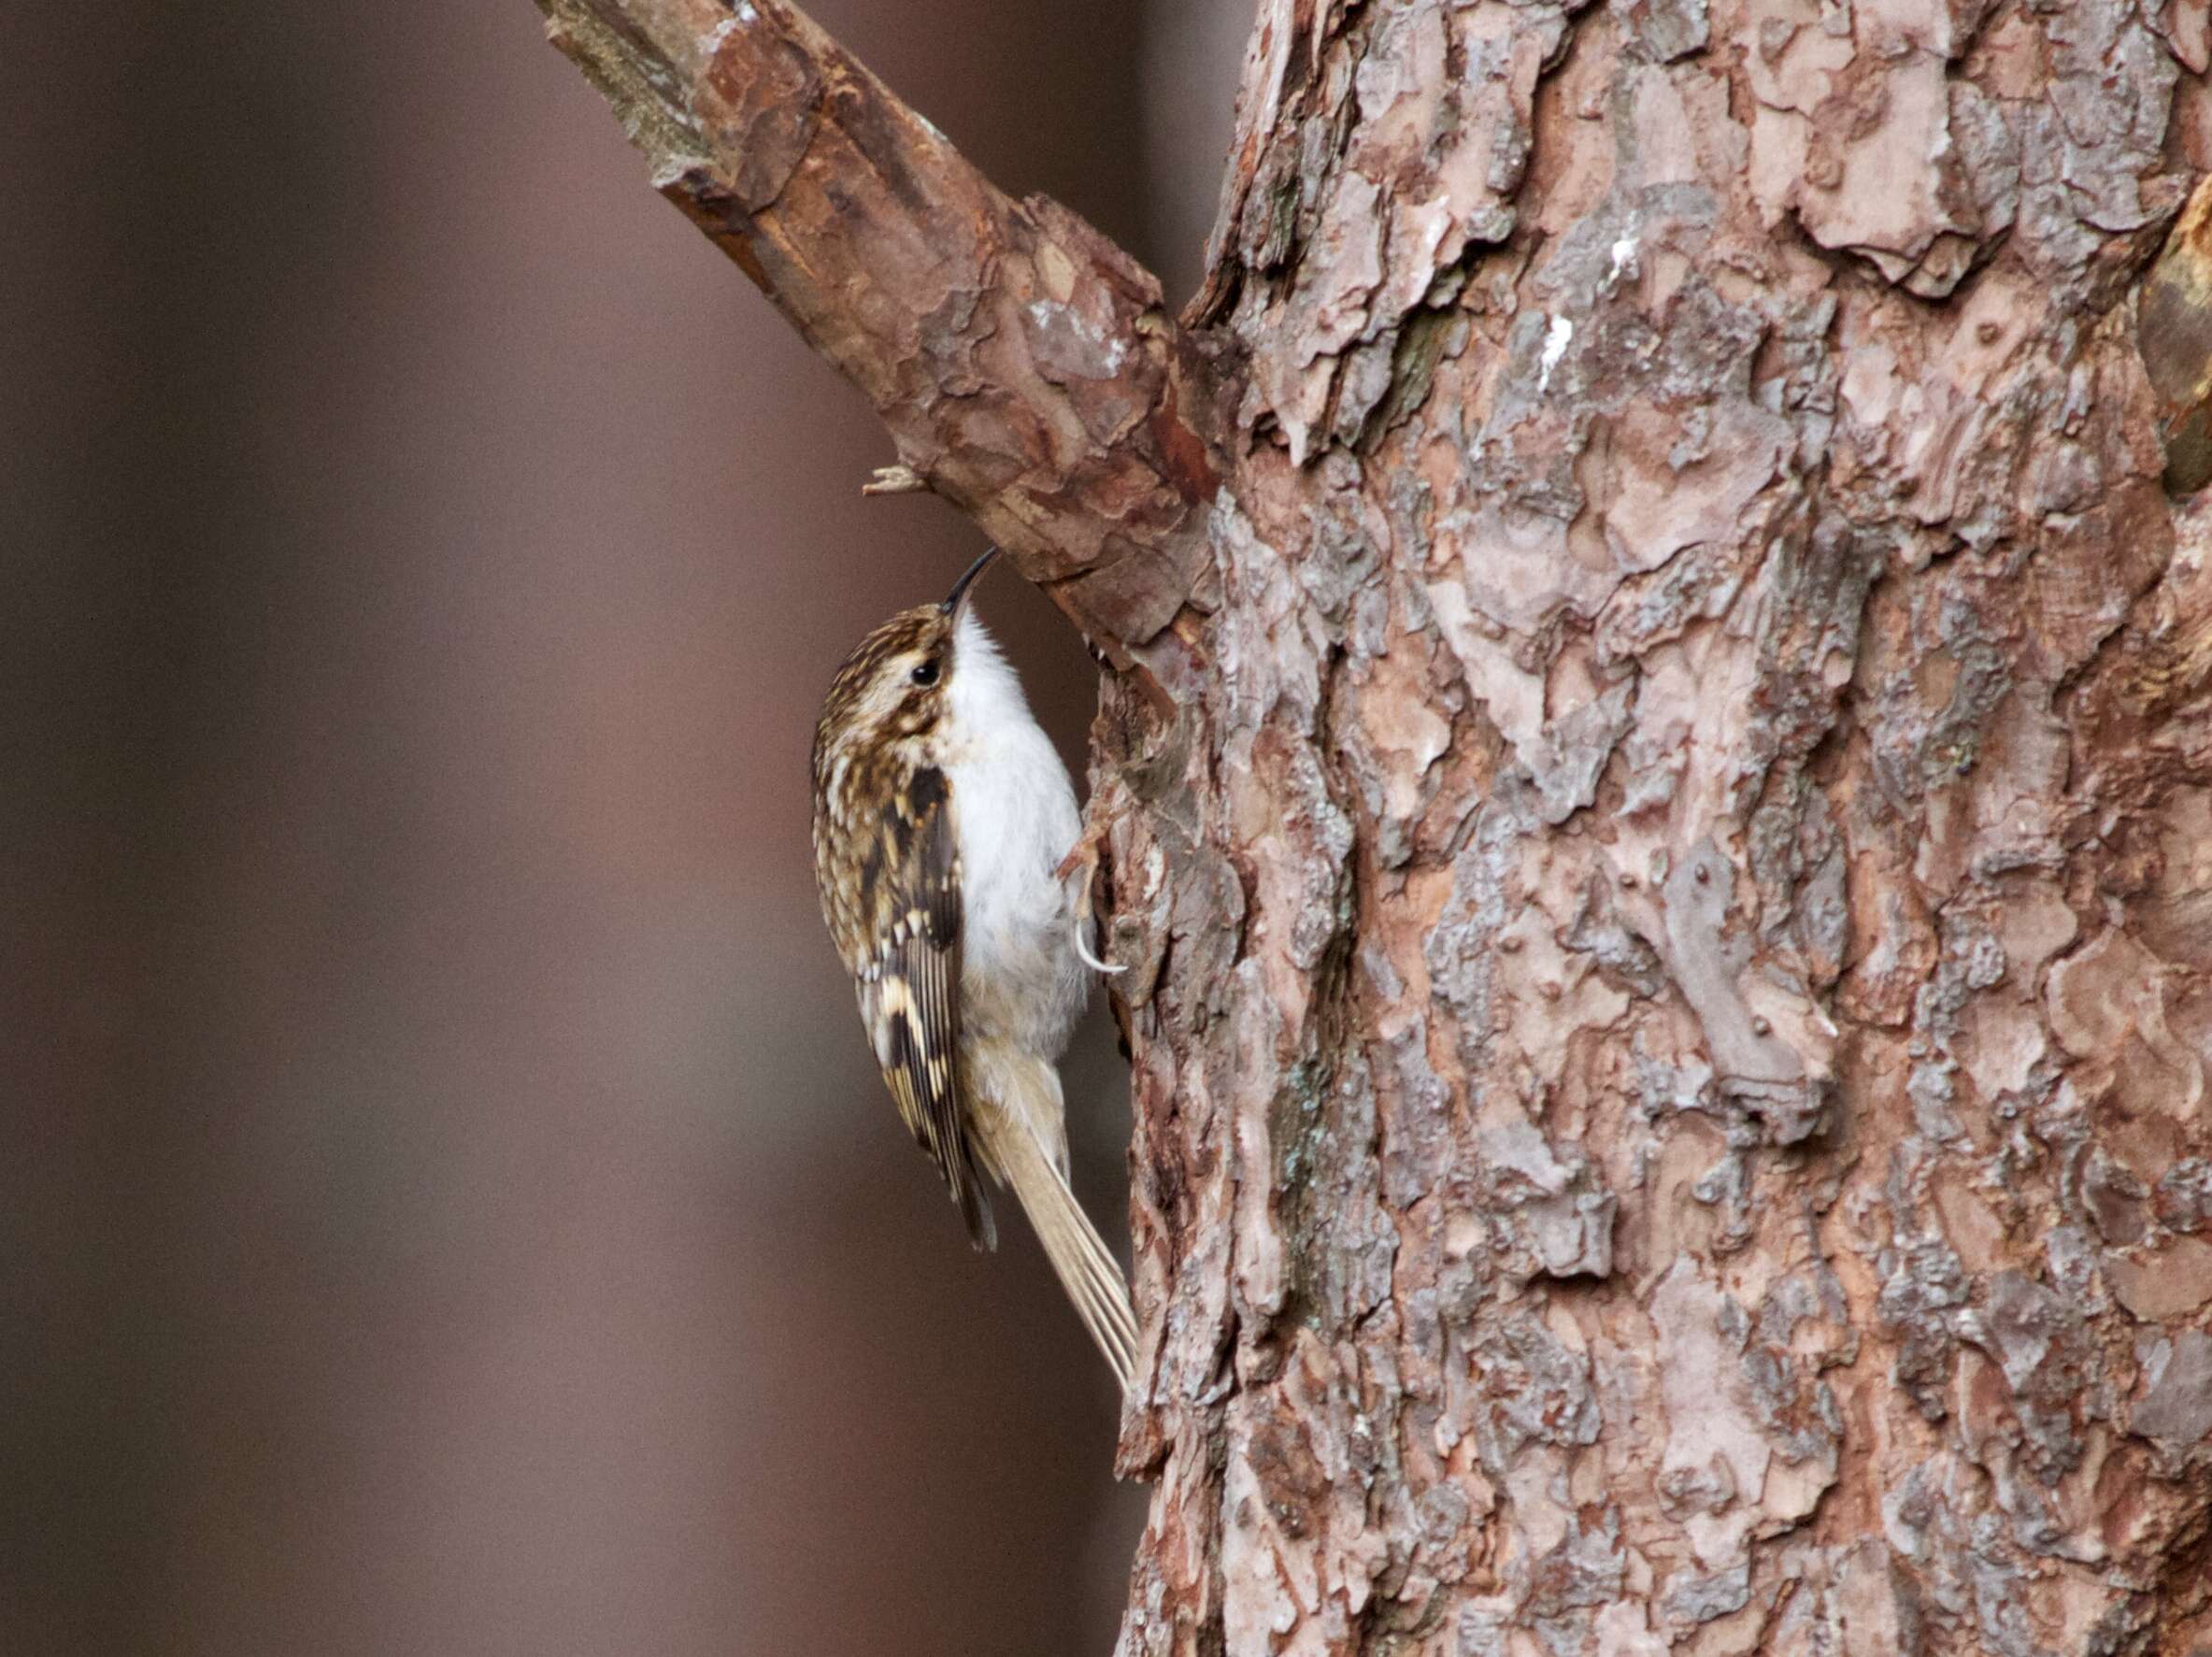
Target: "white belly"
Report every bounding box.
[944,719,1088,1062]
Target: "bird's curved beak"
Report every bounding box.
[941,547,1000,615]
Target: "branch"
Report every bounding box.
[535,0,1226,695]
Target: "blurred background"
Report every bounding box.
[1,3,1243,1651]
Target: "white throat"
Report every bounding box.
[942,607,1041,751]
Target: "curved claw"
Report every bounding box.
[1058,813,1126,977]
[1073,917,1126,977]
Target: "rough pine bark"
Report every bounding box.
[535,0,2212,1650]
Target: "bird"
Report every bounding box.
[809,548,1138,1393]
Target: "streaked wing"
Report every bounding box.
[856,765,992,1247]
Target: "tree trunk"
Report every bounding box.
[536,1,2212,1650]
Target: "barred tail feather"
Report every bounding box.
[991,1104,1139,1393]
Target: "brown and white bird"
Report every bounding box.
[809,549,1137,1392]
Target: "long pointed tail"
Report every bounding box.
[985,1097,1139,1393]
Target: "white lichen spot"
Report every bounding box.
[1537,313,1574,393]
[706,2,756,50]
[1026,300,1128,374]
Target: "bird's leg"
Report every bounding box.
[1056,807,1124,977]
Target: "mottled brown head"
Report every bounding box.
[814,603,954,764]
[810,550,998,786]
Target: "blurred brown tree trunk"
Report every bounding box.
[539,1,2212,1650]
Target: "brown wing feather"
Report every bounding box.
[854,766,994,1249]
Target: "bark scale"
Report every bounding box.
[536,1,2212,1650]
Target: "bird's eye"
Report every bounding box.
[909,659,940,687]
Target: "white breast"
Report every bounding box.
[938,609,1089,1061]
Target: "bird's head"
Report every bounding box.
[814,549,1001,767]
